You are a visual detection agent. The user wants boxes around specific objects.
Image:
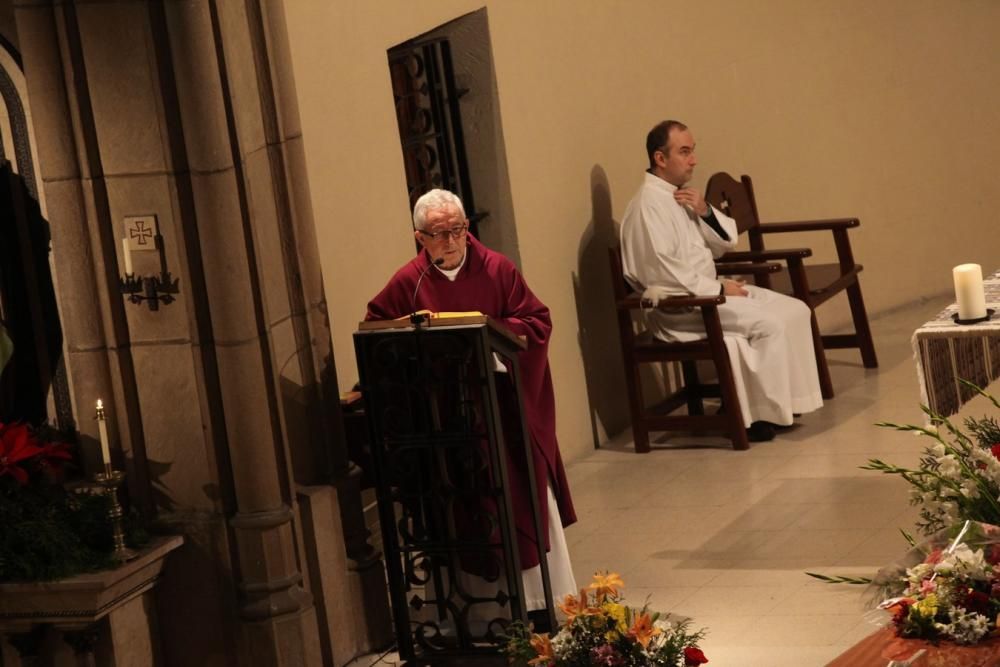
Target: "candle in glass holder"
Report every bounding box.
[953,264,987,321]
[96,399,111,466]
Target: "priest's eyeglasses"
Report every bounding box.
[419,223,468,242]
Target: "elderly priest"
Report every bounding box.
[365,188,577,618]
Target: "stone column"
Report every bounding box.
[11,0,351,664]
[209,0,392,660]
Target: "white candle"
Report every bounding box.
[96,399,111,466]
[122,238,133,276]
[953,263,987,320]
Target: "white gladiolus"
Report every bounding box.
[937,454,962,478]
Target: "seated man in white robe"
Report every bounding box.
[620,120,824,441]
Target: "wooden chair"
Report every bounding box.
[609,247,781,453]
[705,172,879,399]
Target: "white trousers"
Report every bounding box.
[646,285,824,426]
[522,483,576,610]
[459,482,576,623]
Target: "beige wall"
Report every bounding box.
[284,0,1000,462]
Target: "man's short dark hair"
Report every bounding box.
[646,120,688,169]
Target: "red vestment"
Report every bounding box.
[365,235,576,569]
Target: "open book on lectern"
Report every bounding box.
[357,310,486,330]
[356,311,526,349]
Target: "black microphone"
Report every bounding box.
[410,257,445,325]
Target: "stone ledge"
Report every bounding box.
[0,535,183,627]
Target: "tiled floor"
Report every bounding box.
[348,294,997,666]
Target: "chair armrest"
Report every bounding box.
[653,295,726,311]
[758,218,860,233]
[718,248,812,262]
[618,294,725,311]
[716,261,782,276]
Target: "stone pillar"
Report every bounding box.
[7,0,397,664]
[252,0,392,657]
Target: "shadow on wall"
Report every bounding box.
[573,165,630,448]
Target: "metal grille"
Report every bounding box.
[355,323,550,664]
[389,38,484,236]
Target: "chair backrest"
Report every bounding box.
[705,172,762,236]
[608,245,632,302]
[608,246,640,348]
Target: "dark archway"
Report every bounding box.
[0,162,61,425]
[0,39,63,426]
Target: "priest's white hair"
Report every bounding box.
[412,189,465,230]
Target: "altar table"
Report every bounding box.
[912,269,1000,418]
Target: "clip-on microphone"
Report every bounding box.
[410,257,445,326]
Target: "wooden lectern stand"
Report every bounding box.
[354,315,553,665]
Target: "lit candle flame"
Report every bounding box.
[95,398,111,466]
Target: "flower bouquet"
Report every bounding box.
[812,385,1000,663]
[863,381,1000,536]
[875,521,1000,645]
[503,572,708,667]
[828,521,1000,665]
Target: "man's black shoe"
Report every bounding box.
[746,421,776,442]
[527,609,553,634]
[761,420,795,432]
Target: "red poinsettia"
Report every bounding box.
[684,646,709,665]
[36,441,73,474]
[0,422,44,485]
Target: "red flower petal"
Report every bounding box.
[684,646,708,665]
[0,422,43,463]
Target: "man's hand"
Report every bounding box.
[721,278,749,297]
[674,188,709,217]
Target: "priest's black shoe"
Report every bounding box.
[527,609,553,633]
[759,420,795,432]
[745,421,776,442]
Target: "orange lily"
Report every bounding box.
[589,571,625,603]
[628,612,661,649]
[527,633,554,666]
[558,590,601,623]
[557,591,583,622]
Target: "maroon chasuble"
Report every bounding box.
[365,235,576,570]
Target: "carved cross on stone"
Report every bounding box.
[127,217,155,248]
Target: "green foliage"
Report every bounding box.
[0,480,116,581]
[502,621,539,666]
[804,572,873,585]
[862,385,1000,536]
[965,415,1000,449]
[0,423,150,582]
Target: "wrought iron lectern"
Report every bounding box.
[354,315,554,665]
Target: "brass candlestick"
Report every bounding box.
[94,464,137,563]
